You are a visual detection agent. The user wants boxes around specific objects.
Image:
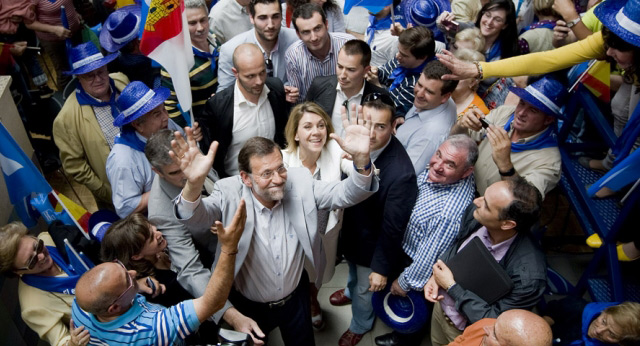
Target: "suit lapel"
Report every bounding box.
[235,185,257,274]
[282,177,315,268]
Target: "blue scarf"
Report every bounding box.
[485,40,502,62]
[21,246,81,295]
[193,46,219,73]
[367,14,393,46]
[503,114,558,152]
[580,302,618,346]
[114,128,146,152]
[389,60,428,91]
[75,79,119,117]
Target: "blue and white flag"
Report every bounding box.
[0,122,53,227]
[343,0,393,14]
[588,148,640,196]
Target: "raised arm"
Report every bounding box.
[170,127,219,202]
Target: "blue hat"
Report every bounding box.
[509,76,567,118]
[65,42,118,75]
[113,81,170,127]
[100,5,142,53]
[404,0,451,28]
[595,0,640,47]
[372,286,430,334]
[88,210,119,242]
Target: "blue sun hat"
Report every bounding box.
[65,42,118,75]
[100,5,142,53]
[595,0,640,47]
[113,81,170,127]
[508,76,568,118]
[372,285,430,333]
[404,0,451,28]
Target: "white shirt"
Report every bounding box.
[209,0,253,44]
[224,82,276,175]
[331,82,365,137]
[368,29,399,68]
[234,195,305,302]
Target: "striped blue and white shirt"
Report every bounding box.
[285,32,355,102]
[378,58,421,118]
[398,170,475,292]
[71,294,200,346]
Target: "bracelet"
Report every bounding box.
[499,166,516,177]
[353,160,372,173]
[446,282,456,291]
[220,248,239,255]
[473,61,484,80]
[566,17,580,28]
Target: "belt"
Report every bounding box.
[266,291,295,309]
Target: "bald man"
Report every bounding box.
[70,201,246,345]
[198,43,291,178]
[448,309,553,346]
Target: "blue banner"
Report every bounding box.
[343,0,393,15]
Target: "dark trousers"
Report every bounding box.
[229,271,315,346]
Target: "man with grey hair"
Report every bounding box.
[161,0,220,126]
[375,134,478,346]
[198,43,289,178]
[145,129,219,306]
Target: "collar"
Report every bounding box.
[252,30,280,55]
[135,131,148,144]
[421,169,474,188]
[371,136,391,162]
[413,101,450,120]
[231,0,248,14]
[251,191,282,213]
[508,125,552,144]
[90,294,148,329]
[304,33,335,62]
[480,226,517,251]
[234,82,271,107]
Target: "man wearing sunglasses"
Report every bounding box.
[306,39,390,137]
[170,106,379,345]
[71,200,247,345]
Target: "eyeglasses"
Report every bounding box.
[265,58,274,77]
[16,238,45,271]
[111,259,135,306]
[253,164,287,181]
[364,92,396,110]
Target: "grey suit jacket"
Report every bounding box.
[176,167,378,322]
[148,176,218,300]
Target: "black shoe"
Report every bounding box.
[375,332,402,346]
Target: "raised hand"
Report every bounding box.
[69,319,90,346]
[329,104,372,171]
[436,49,479,80]
[486,125,514,172]
[170,127,218,201]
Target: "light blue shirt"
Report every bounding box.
[71,294,200,346]
[395,99,457,175]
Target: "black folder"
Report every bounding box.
[446,236,514,304]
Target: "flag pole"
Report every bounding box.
[50,190,91,240]
[568,59,597,93]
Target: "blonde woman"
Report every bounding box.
[281,102,344,330]
[452,48,490,119]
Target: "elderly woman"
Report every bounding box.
[0,222,88,346]
[281,102,344,330]
[451,48,490,120]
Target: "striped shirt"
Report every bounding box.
[161,44,218,127]
[31,0,81,41]
[285,32,354,102]
[378,58,420,118]
[71,294,200,346]
[398,170,475,292]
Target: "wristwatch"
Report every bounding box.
[499,167,516,177]
[566,17,580,28]
[353,160,372,174]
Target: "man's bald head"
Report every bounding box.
[75,262,129,316]
[232,43,265,72]
[489,309,552,346]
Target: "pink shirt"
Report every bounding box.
[440,226,517,330]
[30,0,81,41]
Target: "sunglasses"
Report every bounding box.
[16,238,45,271]
[111,259,135,306]
[364,92,396,110]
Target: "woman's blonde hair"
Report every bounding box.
[454,48,486,62]
[604,302,640,345]
[454,28,486,53]
[0,222,29,276]
[284,102,334,153]
[533,0,560,18]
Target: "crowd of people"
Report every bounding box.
[1,0,640,345]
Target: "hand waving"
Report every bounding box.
[329,104,372,170]
[436,49,479,80]
[170,127,218,200]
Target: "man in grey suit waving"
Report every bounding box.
[171,107,379,346]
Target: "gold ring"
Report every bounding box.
[179,155,185,159]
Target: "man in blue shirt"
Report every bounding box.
[374,135,478,346]
[71,199,246,345]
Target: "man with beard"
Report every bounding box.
[217,0,300,91]
[198,43,290,178]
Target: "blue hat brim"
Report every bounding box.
[64,52,118,75]
[88,209,120,232]
[404,0,451,27]
[509,86,563,118]
[372,286,429,333]
[113,86,171,127]
[99,5,142,53]
[595,0,640,47]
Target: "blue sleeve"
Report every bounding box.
[158,300,201,345]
